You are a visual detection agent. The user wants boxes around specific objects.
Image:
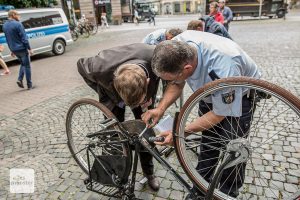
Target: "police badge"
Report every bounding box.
[222,90,235,104]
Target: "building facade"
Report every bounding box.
[58,0,205,25]
[59,0,123,25]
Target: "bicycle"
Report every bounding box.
[69,22,90,41]
[66,77,300,200]
[86,22,98,35]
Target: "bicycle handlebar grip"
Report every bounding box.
[148,136,165,143]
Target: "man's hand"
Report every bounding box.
[154,130,173,146]
[142,107,164,128]
[28,49,33,56]
[11,52,15,57]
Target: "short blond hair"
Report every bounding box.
[113,64,147,107]
[8,10,19,18]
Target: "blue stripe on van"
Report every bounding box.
[0,24,69,44]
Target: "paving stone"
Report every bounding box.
[56,184,69,192]
[272,173,286,182]
[284,183,298,193]
[287,157,300,164]
[283,146,296,153]
[286,175,299,184]
[157,189,171,198]
[155,169,167,178]
[169,190,184,200]
[160,179,172,189]
[139,192,154,200]
[248,185,263,195]
[171,182,184,191]
[265,188,279,199]
[269,180,284,190]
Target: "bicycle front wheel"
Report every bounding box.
[175,77,300,200]
[66,98,132,176]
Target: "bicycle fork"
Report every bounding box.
[205,138,251,200]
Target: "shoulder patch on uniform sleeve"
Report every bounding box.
[156,35,163,42]
[222,90,235,104]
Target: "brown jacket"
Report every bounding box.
[77,43,159,110]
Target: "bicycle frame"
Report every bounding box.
[84,115,200,199]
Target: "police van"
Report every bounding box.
[0,8,73,62]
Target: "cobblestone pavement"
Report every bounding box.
[1,11,300,200]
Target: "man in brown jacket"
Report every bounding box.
[77,43,160,191]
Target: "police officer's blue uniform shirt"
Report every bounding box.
[173,31,261,117]
[142,29,167,45]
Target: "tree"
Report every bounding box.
[0,0,58,8]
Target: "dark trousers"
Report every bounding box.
[196,96,253,197]
[111,106,154,175]
[224,23,229,31]
[15,50,32,88]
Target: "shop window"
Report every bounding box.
[174,3,180,13]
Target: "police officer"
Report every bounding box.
[142,28,182,45]
[142,31,261,197]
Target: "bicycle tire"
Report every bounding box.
[174,77,300,200]
[66,98,132,177]
[82,28,90,38]
[88,23,98,35]
[71,30,78,41]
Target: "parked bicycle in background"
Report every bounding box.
[70,15,98,41]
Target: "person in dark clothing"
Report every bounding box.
[148,9,156,26]
[3,10,33,89]
[218,0,233,31]
[187,17,232,40]
[198,15,232,40]
[77,43,160,191]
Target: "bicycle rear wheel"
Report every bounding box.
[175,77,300,200]
[88,23,98,35]
[66,98,132,176]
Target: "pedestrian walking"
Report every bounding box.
[134,7,140,25]
[209,2,224,24]
[101,12,109,28]
[148,9,156,26]
[218,0,233,31]
[0,44,10,76]
[77,43,160,191]
[142,28,182,45]
[188,17,232,40]
[142,31,261,198]
[3,10,33,89]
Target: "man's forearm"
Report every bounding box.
[186,111,225,133]
[157,83,184,112]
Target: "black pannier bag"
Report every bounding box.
[90,154,128,186]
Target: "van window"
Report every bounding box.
[21,11,63,29]
[0,16,8,34]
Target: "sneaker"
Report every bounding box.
[17,80,24,88]
[27,86,34,90]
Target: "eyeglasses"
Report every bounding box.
[129,95,148,109]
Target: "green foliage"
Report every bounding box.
[0,0,58,8]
